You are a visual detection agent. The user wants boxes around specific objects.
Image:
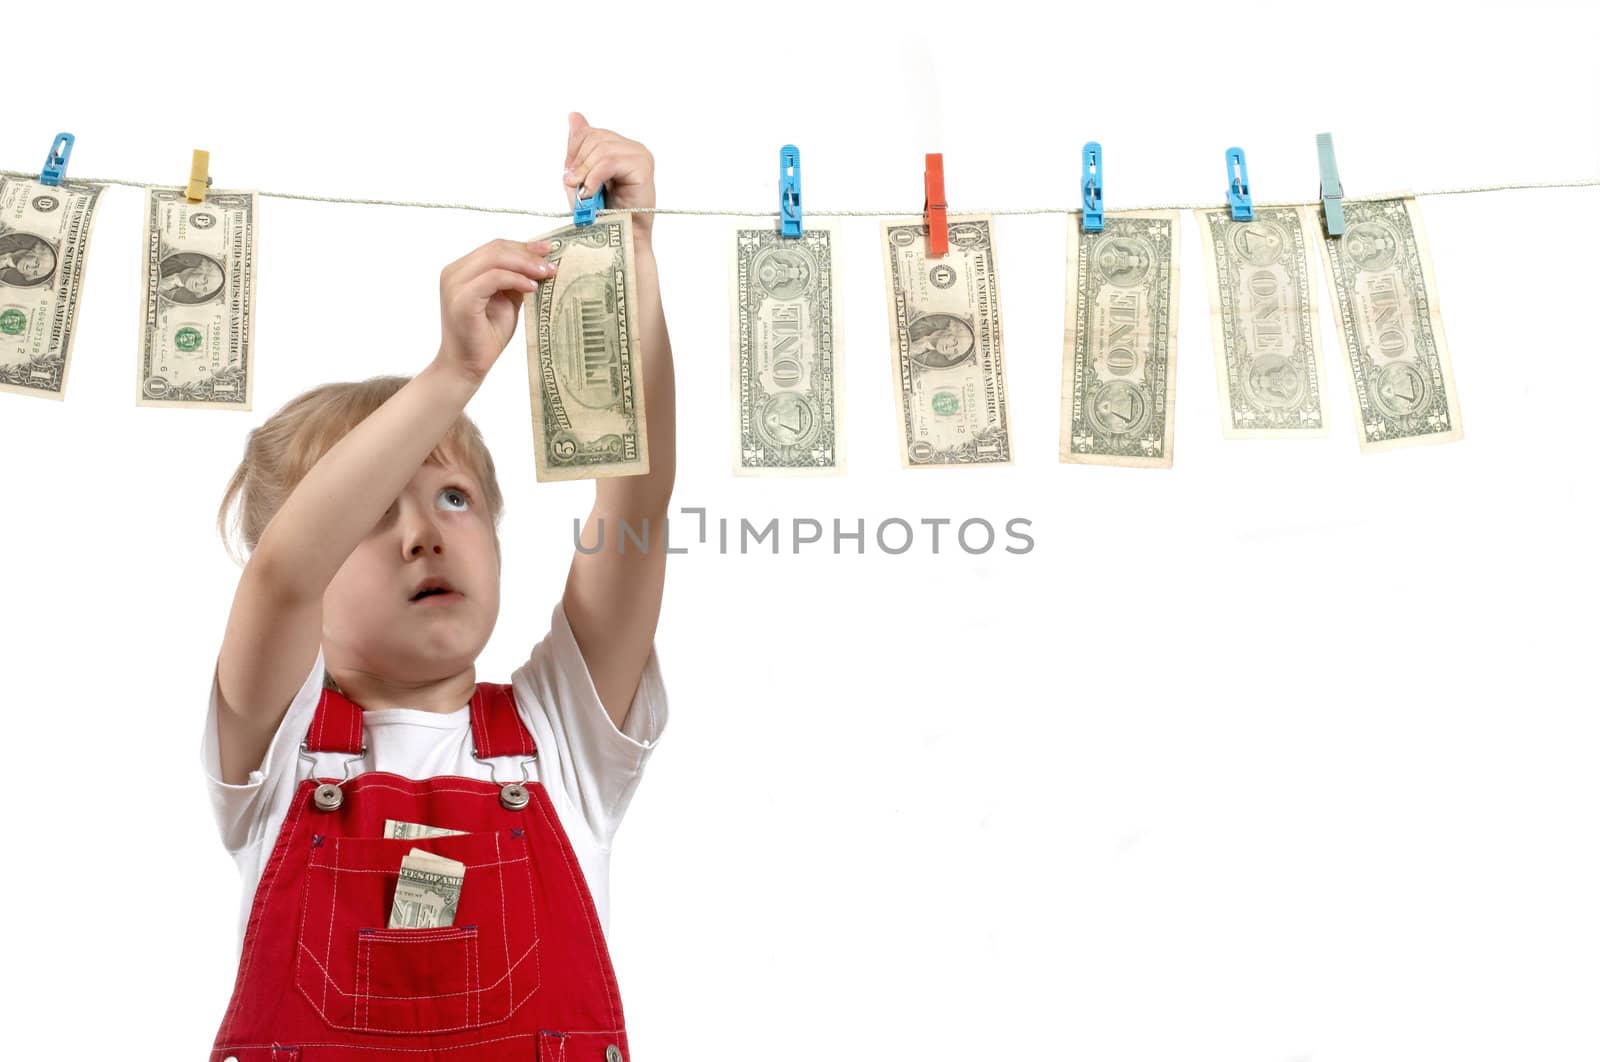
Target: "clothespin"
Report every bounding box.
[573,183,605,227]
[1226,146,1253,221]
[1317,132,1345,237]
[923,153,948,256]
[779,144,802,238]
[186,149,212,203]
[1081,142,1103,233]
[40,133,74,187]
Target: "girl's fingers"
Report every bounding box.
[569,136,602,176]
[563,120,588,170]
[567,119,620,169]
[564,112,593,167]
[577,159,614,201]
[444,239,553,284]
[457,267,539,307]
[570,137,616,192]
[573,144,650,199]
[457,246,555,286]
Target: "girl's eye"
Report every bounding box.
[439,486,471,511]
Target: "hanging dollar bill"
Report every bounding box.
[1060,211,1182,467]
[881,215,1013,467]
[137,187,257,410]
[388,848,465,928]
[1311,197,1462,451]
[1194,205,1327,437]
[523,216,649,481]
[731,225,844,474]
[0,175,105,401]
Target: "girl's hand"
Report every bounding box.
[562,111,657,245]
[434,238,556,384]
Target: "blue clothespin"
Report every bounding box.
[1226,147,1253,221]
[1317,132,1345,237]
[573,183,605,227]
[779,144,802,238]
[1081,142,1103,233]
[40,133,74,187]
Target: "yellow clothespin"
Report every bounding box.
[186,149,212,203]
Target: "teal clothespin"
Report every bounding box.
[1226,147,1253,221]
[1317,132,1345,237]
[1081,142,1103,233]
[779,144,802,238]
[40,133,74,186]
[573,183,605,227]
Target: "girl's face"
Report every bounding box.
[321,455,500,689]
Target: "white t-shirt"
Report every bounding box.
[199,600,668,960]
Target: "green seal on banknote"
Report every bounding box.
[931,389,961,416]
[173,326,202,352]
[0,308,24,335]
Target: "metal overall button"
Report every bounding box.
[606,1044,622,1062]
[298,740,367,812]
[473,748,539,810]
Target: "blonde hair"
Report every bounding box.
[217,374,506,572]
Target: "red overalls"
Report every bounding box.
[209,679,635,1062]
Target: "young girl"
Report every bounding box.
[200,114,675,1062]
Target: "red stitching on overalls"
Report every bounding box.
[468,928,478,1027]
[529,788,618,1028]
[520,815,544,1015]
[311,688,328,748]
[296,939,538,1002]
[212,682,624,1053]
[347,685,358,751]
[469,685,485,751]
[496,828,514,1012]
[320,856,519,873]
[355,917,366,1029]
[220,781,313,1045]
[323,835,339,1016]
[290,819,546,1029]
[220,1030,547,1055]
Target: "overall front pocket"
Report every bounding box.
[354,924,479,1032]
[294,827,541,1034]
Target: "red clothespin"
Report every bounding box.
[923,153,948,257]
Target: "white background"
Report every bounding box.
[2,2,1597,1059]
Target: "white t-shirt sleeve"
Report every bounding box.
[512,601,669,852]
[199,647,326,855]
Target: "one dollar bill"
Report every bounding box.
[731,225,844,474]
[0,175,105,400]
[1060,210,1182,467]
[523,216,649,481]
[383,818,466,839]
[388,848,465,928]
[1312,196,1462,451]
[1193,205,1328,437]
[881,214,1014,466]
[136,187,257,409]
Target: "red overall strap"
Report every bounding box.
[469,682,538,758]
[303,687,364,754]
[302,681,537,759]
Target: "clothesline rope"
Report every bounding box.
[2,167,1596,217]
